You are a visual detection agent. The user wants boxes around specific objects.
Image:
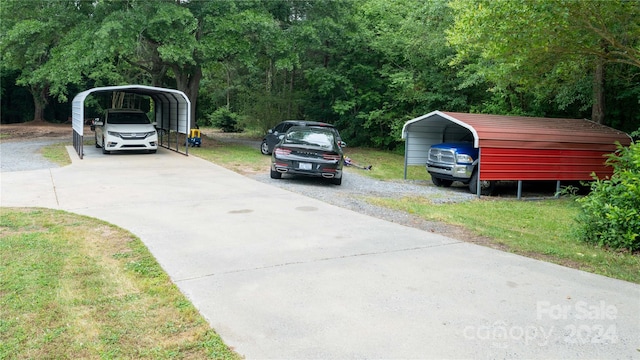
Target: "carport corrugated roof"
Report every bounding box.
[71,85,191,159]
[402,111,632,181]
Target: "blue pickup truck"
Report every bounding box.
[426,142,495,195]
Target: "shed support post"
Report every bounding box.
[476,148,482,198]
[517,180,522,200]
[555,180,561,199]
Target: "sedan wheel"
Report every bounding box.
[261,140,271,155]
[270,168,282,179]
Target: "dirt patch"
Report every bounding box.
[0,121,76,141]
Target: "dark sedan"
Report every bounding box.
[261,120,340,155]
[270,126,344,185]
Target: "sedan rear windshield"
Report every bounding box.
[284,130,335,149]
[108,113,150,125]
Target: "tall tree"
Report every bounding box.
[353,0,479,142]
[447,0,640,124]
[0,0,91,121]
[91,0,281,123]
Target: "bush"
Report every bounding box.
[576,139,640,251]
[206,107,242,133]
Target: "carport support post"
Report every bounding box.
[555,180,561,199]
[517,180,523,200]
[403,135,409,180]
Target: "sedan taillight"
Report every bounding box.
[322,154,341,161]
[275,148,291,156]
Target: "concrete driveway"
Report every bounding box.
[1,146,639,359]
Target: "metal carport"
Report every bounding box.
[402,111,632,195]
[72,85,191,159]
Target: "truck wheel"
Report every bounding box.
[469,172,494,195]
[431,176,453,187]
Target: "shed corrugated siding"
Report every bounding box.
[404,118,453,165]
[480,148,614,180]
[442,112,631,181]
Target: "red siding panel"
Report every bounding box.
[480,148,614,181]
[440,112,630,181]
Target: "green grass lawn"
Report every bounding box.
[41,141,80,166]
[0,208,241,359]
[188,138,268,174]
[342,147,426,181]
[368,196,640,283]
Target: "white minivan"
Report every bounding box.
[94,109,158,154]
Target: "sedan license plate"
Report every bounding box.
[299,162,312,170]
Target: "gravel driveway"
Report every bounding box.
[0,137,65,172]
[250,170,478,236]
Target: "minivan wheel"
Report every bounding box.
[102,137,110,154]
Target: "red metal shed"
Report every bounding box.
[402,111,632,183]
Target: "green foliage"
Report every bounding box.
[1,0,639,146]
[205,107,242,133]
[576,141,640,251]
[447,0,640,122]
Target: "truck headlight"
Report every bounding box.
[456,154,473,164]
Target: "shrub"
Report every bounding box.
[206,107,242,133]
[576,139,640,251]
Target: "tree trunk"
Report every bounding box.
[226,64,231,108]
[30,84,49,122]
[173,65,202,128]
[591,57,606,125]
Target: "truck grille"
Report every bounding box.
[428,148,455,164]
